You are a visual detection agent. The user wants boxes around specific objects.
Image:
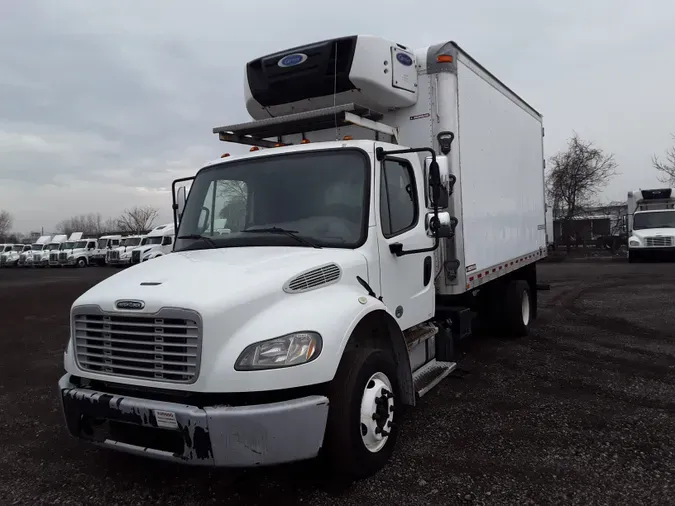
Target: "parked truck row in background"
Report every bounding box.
[57,35,547,479]
[0,224,175,268]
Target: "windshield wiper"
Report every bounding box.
[176,234,217,248]
[242,227,321,249]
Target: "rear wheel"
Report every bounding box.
[504,279,532,337]
[323,348,399,480]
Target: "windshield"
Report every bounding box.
[62,242,74,250]
[123,237,141,247]
[31,244,42,250]
[12,245,23,251]
[633,211,675,230]
[175,149,369,251]
[74,240,88,248]
[97,239,108,249]
[144,236,162,245]
[47,243,60,251]
[2,245,11,252]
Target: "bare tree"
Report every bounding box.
[653,134,675,185]
[116,206,159,234]
[0,210,13,240]
[56,213,106,236]
[217,180,247,232]
[547,133,618,252]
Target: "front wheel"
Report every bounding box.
[323,348,399,480]
[76,258,87,268]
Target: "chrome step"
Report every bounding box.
[412,359,457,397]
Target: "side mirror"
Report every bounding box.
[424,156,452,209]
[425,211,458,238]
[176,186,187,219]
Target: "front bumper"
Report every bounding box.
[629,247,675,258]
[108,258,130,265]
[59,374,329,467]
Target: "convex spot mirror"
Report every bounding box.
[424,155,450,209]
[425,211,457,238]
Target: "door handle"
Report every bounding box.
[389,243,404,256]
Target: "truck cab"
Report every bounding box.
[627,188,675,262]
[23,235,51,267]
[56,233,84,266]
[106,235,145,266]
[59,35,545,479]
[91,235,122,266]
[129,224,174,264]
[35,234,67,267]
[1,244,31,267]
[66,238,98,267]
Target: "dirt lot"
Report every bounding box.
[1,262,674,505]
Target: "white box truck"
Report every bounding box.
[59,35,547,479]
[627,188,675,262]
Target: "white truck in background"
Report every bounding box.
[1,244,30,267]
[90,235,123,266]
[59,35,547,479]
[54,233,84,267]
[627,188,675,262]
[65,237,99,267]
[21,235,51,267]
[129,224,175,264]
[106,235,145,267]
[34,234,67,267]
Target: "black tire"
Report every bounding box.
[76,258,87,268]
[503,279,532,337]
[323,348,400,480]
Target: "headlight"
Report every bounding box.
[629,240,640,247]
[235,331,322,371]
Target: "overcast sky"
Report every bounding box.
[1,0,674,233]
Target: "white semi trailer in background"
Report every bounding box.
[627,188,675,262]
[21,235,51,267]
[129,224,175,264]
[34,234,67,267]
[106,235,145,266]
[59,35,547,479]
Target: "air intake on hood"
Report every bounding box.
[284,263,341,293]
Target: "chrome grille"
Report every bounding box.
[33,253,41,263]
[108,250,120,260]
[73,308,202,383]
[59,252,68,261]
[132,250,141,264]
[285,263,342,293]
[645,236,673,247]
[0,256,5,266]
[50,252,58,262]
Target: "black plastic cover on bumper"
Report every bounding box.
[59,374,329,467]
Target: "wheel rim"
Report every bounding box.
[521,291,530,326]
[360,371,395,453]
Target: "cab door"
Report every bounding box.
[376,151,435,330]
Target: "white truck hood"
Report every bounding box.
[74,247,368,314]
[631,228,675,239]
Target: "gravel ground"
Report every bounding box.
[1,262,674,505]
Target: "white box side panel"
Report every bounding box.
[456,60,545,272]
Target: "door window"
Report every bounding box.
[380,158,418,238]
